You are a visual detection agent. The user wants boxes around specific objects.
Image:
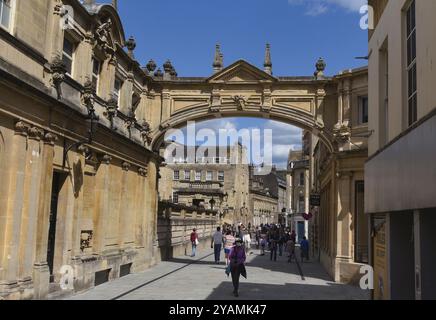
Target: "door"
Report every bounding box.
[297,221,305,243]
[47,171,66,282]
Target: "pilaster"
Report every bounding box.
[0,121,30,292]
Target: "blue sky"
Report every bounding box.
[98,0,368,168]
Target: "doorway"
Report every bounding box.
[47,171,67,283]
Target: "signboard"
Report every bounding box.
[373,216,389,300]
[310,194,321,207]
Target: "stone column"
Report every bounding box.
[33,132,57,300]
[99,57,117,101]
[315,88,326,126]
[70,146,87,258]
[18,126,45,288]
[118,161,131,248]
[0,121,30,296]
[93,154,112,253]
[135,167,147,248]
[337,81,344,124]
[343,78,352,126]
[335,171,353,280]
[121,73,134,115]
[161,89,171,123]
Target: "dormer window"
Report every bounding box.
[92,57,101,92]
[62,36,75,76]
[0,0,12,30]
[113,77,122,104]
[131,91,141,116]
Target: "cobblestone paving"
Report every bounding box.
[67,248,370,300]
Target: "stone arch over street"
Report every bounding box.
[149,60,337,154]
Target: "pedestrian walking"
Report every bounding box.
[228,238,247,297]
[270,228,279,262]
[290,230,296,243]
[286,239,296,263]
[223,230,236,266]
[190,228,199,257]
[211,227,224,264]
[300,236,309,263]
[242,227,251,254]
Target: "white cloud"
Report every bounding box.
[288,0,367,16]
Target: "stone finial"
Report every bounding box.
[170,65,178,79]
[146,59,157,75]
[315,57,326,79]
[264,44,272,75]
[213,44,223,73]
[126,36,136,59]
[154,68,163,78]
[163,60,173,80]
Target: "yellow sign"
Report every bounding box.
[373,217,389,300]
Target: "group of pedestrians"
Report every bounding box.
[189,223,310,298]
[255,224,310,263]
[190,225,250,297]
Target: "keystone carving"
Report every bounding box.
[50,55,67,100]
[232,95,248,110]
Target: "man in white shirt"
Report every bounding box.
[211,227,224,264]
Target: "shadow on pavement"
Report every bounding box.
[205,281,369,300]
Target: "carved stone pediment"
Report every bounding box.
[207,60,276,84]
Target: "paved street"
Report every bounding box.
[67,247,370,300]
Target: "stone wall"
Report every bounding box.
[156,202,219,261]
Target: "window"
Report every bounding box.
[299,172,305,186]
[183,170,190,181]
[195,170,201,181]
[299,196,305,213]
[172,192,178,204]
[62,37,75,76]
[358,96,369,124]
[173,170,179,181]
[218,171,224,182]
[91,57,101,91]
[206,171,213,181]
[406,0,417,126]
[113,77,122,104]
[0,0,12,30]
[131,92,141,115]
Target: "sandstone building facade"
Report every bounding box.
[158,143,250,226]
[366,0,436,300]
[0,0,373,300]
[0,0,161,300]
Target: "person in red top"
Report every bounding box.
[190,228,199,257]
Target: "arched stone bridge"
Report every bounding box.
[148,59,338,153]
